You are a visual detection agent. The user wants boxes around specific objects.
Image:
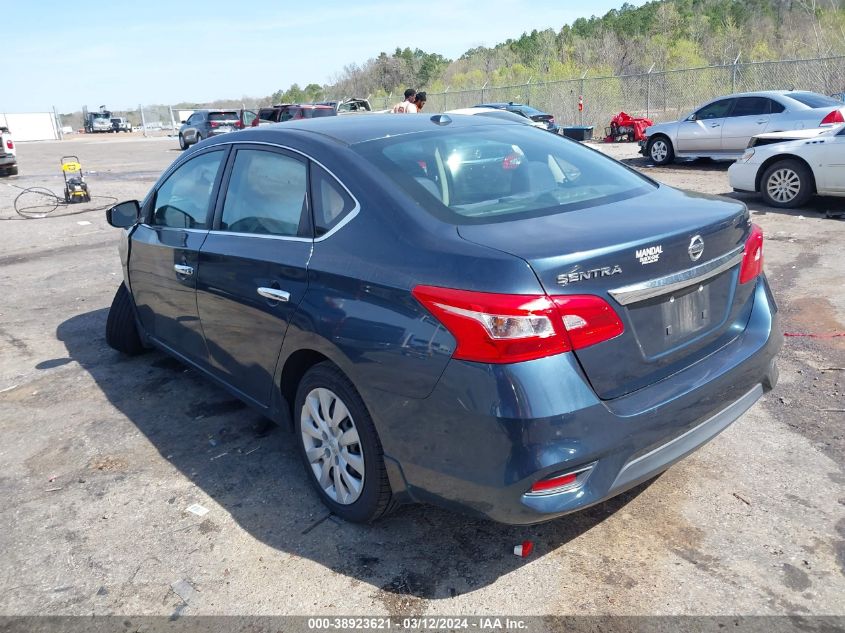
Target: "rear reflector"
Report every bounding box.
[412,286,623,364]
[739,224,764,284]
[820,109,845,125]
[528,462,595,495]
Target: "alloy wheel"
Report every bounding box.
[300,387,365,505]
[650,139,668,163]
[766,168,801,204]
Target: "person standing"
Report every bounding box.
[392,88,418,113]
[413,92,427,112]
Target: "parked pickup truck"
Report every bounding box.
[0,127,17,176]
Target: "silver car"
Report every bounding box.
[640,91,845,165]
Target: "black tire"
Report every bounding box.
[294,362,395,523]
[646,135,674,166]
[106,282,145,356]
[178,134,188,150]
[195,133,202,144]
[760,159,814,209]
[8,165,18,176]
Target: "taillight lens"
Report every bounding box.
[739,224,764,284]
[6,140,13,150]
[820,109,845,125]
[412,286,623,364]
[209,121,219,128]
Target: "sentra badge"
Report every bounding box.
[557,265,622,286]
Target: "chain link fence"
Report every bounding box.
[365,56,845,135]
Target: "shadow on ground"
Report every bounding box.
[56,308,654,602]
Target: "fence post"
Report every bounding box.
[731,52,741,93]
[579,72,587,126]
[481,81,488,104]
[646,63,655,120]
[52,105,63,140]
[139,104,147,138]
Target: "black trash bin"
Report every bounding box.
[561,126,594,141]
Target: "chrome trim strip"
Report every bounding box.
[608,245,744,306]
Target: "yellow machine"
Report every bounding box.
[61,156,90,203]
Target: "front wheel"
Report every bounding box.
[760,159,814,208]
[178,134,188,150]
[294,363,395,523]
[106,282,146,356]
[647,136,674,165]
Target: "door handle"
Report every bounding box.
[710,123,720,128]
[174,264,194,276]
[257,287,290,302]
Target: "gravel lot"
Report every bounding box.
[0,134,843,620]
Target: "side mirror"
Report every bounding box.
[688,114,697,121]
[181,120,187,124]
[107,200,141,228]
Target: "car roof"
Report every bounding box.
[447,107,501,115]
[224,113,523,146]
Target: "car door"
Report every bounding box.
[128,148,228,364]
[195,145,313,407]
[721,96,779,152]
[816,127,845,193]
[676,98,735,153]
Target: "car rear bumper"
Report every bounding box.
[0,154,16,167]
[372,276,781,524]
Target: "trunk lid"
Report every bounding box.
[457,185,755,400]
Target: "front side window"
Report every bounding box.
[354,125,653,224]
[220,149,308,237]
[152,150,225,228]
[696,99,735,120]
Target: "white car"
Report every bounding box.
[641,91,845,165]
[728,124,845,208]
[0,126,17,176]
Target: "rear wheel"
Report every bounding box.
[647,136,674,165]
[178,134,188,150]
[106,282,145,356]
[7,166,17,176]
[761,159,814,208]
[294,362,395,523]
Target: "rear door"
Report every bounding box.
[817,127,845,193]
[676,98,735,153]
[196,145,312,407]
[721,96,780,152]
[128,148,228,364]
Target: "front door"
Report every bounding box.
[128,148,227,364]
[676,98,735,153]
[196,145,313,407]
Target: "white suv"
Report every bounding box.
[0,127,17,176]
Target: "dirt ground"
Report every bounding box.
[0,134,843,620]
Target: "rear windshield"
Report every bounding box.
[476,110,532,124]
[783,92,843,109]
[515,106,544,116]
[354,125,654,224]
[209,111,239,122]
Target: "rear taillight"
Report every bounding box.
[252,118,260,127]
[820,109,845,125]
[209,121,219,128]
[235,121,243,129]
[5,140,13,150]
[412,286,623,364]
[739,224,764,284]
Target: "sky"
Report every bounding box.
[5,0,646,113]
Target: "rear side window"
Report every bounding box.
[258,108,277,123]
[153,151,225,229]
[305,109,335,119]
[310,164,355,236]
[220,149,308,237]
[731,97,771,117]
[354,125,653,224]
[209,111,239,122]
[783,92,843,108]
[696,99,734,119]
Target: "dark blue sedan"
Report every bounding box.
[104,114,781,524]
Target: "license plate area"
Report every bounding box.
[626,272,732,359]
